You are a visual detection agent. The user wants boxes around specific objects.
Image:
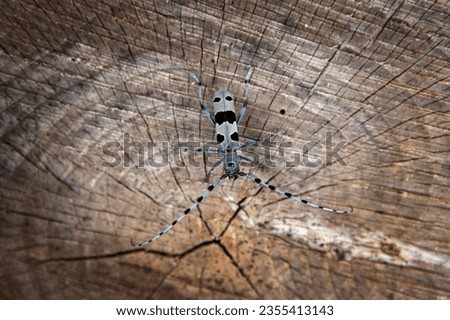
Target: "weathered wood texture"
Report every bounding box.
[1,0,449,299]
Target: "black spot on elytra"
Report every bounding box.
[215,111,236,125]
[217,134,225,143]
[215,112,225,124]
[214,97,221,103]
[225,96,233,101]
[230,132,239,141]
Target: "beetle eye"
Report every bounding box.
[225,96,233,101]
[214,97,221,102]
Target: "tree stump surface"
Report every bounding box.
[1,0,449,299]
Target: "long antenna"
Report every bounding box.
[240,172,352,214]
[132,174,227,248]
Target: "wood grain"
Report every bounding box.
[1,0,449,299]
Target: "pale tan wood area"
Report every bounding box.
[1,0,449,299]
